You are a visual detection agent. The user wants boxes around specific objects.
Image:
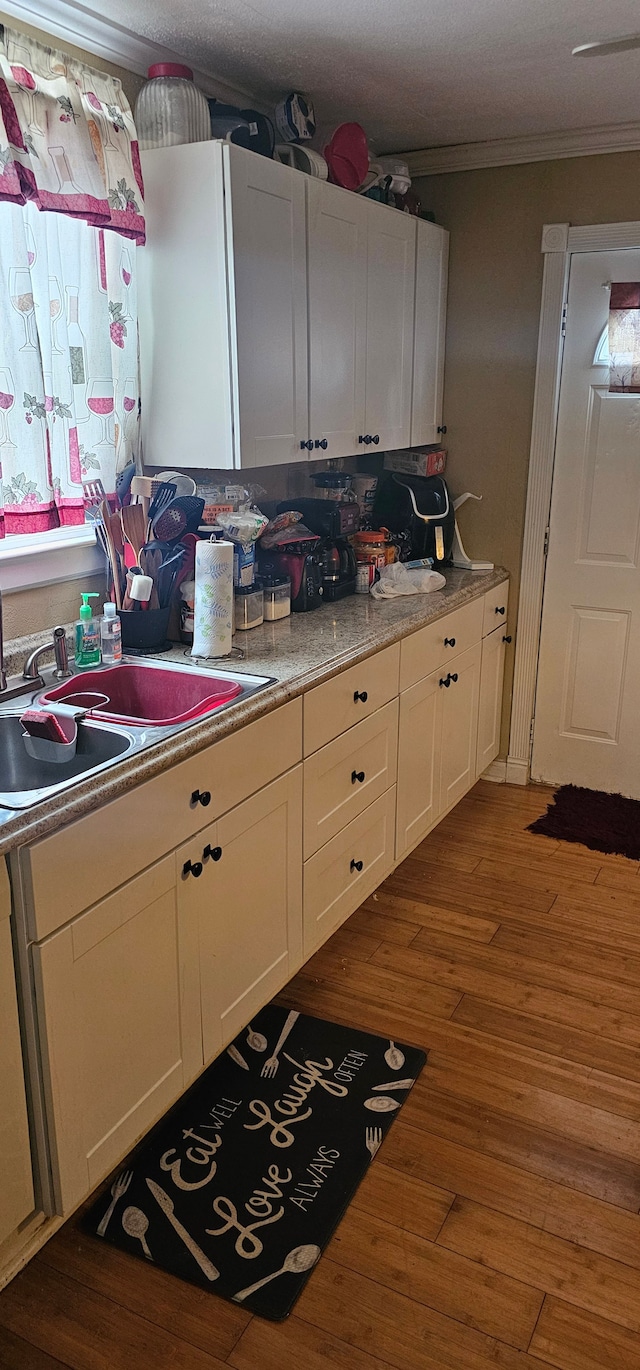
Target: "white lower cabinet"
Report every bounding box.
[303,788,396,957]
[32,855,202,1215]
[177,768,303,1064]
[439,642,482,812]
[477,626,508,774]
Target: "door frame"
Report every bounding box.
[507,219,640,784]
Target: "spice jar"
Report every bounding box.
[234,582,264,631]
[262,575,291,621]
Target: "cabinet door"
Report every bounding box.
[304,788,396,958]
[396,668,441,860]
[410,221,449,446]
[179,768,303,1063]
[225,144,309,467]
[307,178,367,459]
[439,642,482,813]
[32,856,201,1215]
[363,206,416,451]
[477,627,507,774]
[0,862,34,1242]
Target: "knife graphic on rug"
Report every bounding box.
[145,1178,219,1281]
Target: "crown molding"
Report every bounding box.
[400,120,640,177]
[0,0,260,104]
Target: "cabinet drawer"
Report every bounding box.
[24,698,302,940]
[483,581,509,636]
[400,598,483,691]
[303,698,398,859]
[304,643,399,755]
[303,787,396,958]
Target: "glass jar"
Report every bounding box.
[263,576,291,621]
[234,582,264,631]
[311,471,353,502]
[134,64,212,151]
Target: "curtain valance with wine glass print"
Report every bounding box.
[0,24,144,243]
[0,199,138,534]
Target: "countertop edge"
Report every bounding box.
[0,568,509,856]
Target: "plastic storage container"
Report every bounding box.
[100,601,122,664]
[311,471,353,501]
[234,583,264,631]
[134,64,212,151]
[263,575,291,621]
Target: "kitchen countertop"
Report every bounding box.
[0,566,508,856]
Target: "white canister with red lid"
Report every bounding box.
[135,64,212,151]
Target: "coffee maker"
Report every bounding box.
[257,531,324,612]
[277,498,358,600]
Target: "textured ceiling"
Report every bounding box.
[99,0,640,152]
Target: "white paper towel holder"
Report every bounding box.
[451,492,494,571]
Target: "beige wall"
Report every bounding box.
[414,150,640,754]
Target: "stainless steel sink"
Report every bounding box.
[0,714,135,810]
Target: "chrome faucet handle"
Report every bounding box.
[53,626,71,678]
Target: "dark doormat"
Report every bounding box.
[528,784,640,861]
[86,1004,425,1320]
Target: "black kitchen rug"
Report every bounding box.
[528,784,640,861]
[86,1004,425,1320]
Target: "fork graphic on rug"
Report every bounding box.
[96,1169,132,1236]
[365,1126,383,1159]
[260,1010,299,1079]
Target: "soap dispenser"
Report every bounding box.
[75,592,101,668]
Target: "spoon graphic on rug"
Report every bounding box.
[122,1206,153,1259]
[245,1023,267,1052]
[384,1040,405,1070]
[233,1243,321,1302]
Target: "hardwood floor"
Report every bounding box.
[3,780,640,1368]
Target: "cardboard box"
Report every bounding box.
[383,446,447,477]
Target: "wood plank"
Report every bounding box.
[474,859,640,914]
[346,903,422,945]
[304,924,382,962]
[453,996,640,1088]
[382,1125,640,1270]
[438,1198,640,1333]
[38,1222,250,1360]
[363,891,500,942]
[492,923,640,991]
[0,1261,228,1369]
[296,1257,541,1370]
[372,941,640,1049]
[350,1160,454,1240]
[594,863,640,891]
[325,1206,543,1350]
[0,1327,69,1370]
[385,860,558,917]
[229,1313,393,1370]
[398,1083,640,1209]
[530,1296,640,1370]
[290,955,463,1023]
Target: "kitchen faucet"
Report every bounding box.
[0,589,71,699]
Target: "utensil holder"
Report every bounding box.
[22,714,78,764]
[118,606,171,653]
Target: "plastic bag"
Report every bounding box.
[215,509,268,545]
[369,561,446,598]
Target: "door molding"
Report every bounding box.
[508,220,640,784]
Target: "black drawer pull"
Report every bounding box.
[495,605,506,615]
[299,438,314,451]
[352,769,365,784]
[354,689,368,703]
[437,425,447,434]
[503,635,512,644]
[372,434,380,445]
[314,438,328,450]
[444,637,456,647]
[439,675,451,688]
[203,844,222,862]
[450,673,459,683]
[182,859,203,879]
[359,434,373,445]
[191,788,211,807]
[350,859,363,873]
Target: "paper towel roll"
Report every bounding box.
[192,539,234,658]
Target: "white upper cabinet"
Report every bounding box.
[363,207,416,452]
[139,144,445,469]
[306,178,367,460]
[225,145,309,468]
[411,220,449,446]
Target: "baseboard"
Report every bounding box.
[482,759,507,783]
[506,756,530,786]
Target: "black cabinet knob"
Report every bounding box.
[300,439,314,451]
[359,434,373,445]
[203,844,222,862]
[350,859,363,873]
[439,676,451,688]
[495,605,506,615]
[314,438,328,450]
[437,425,447,434]
[191,789,211,807]
[372,434,380,445]
[351,769,366,784]
[353,689,368,703]
[502,635,512,644]
[182,859,203,879]
[450,672,459,683]
[444,637,456,647]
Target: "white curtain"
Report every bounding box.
[0,199,138,535]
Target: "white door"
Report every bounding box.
[307,178,367,459]
[225,144,309,467]
[411,221,449,446]
[532,249,640,795]
[363,206,416,451]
